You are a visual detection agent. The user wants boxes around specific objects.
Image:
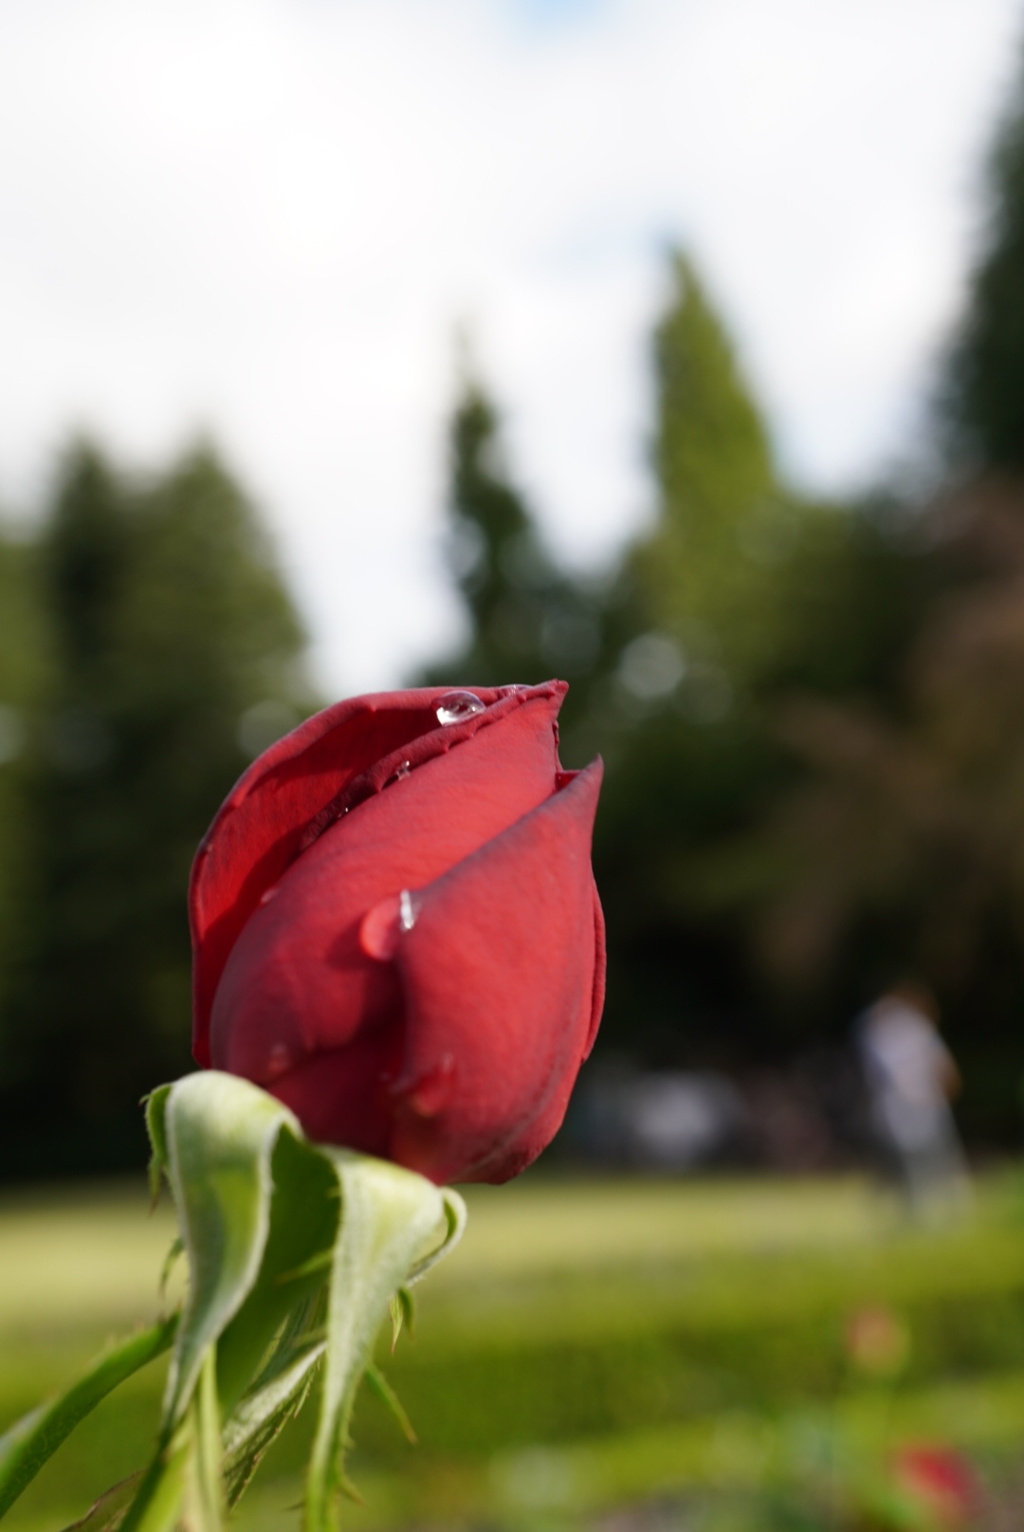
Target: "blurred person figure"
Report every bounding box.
[857,983,969,1216]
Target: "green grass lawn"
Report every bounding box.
[3,1172,1024,1529]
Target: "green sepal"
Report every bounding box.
[408,1189,467,1286]
[143,1085,173,1208]
[59,1474,141,1532]
[222,1339,326,1508]
[389,1286,415,1351]
[158,1238,184,1307]
[304,1151,452,1532]
[119,1350,223,1532]
[214,1128,337,1419]
[339,1473,365,1506]
[7,1072,467,1529]
[364,1361,417,1445]
[152,1072,302,1427]
[386,1191,463,1352]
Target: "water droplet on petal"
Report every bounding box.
[360,895,402,960]
[403,1053,456,1116]
[435,690,486,726]
[266,1043,293,1080]
[498,684,529,697]
[259,885,278,906]
[386,760,412,786]
[399,888,421,932]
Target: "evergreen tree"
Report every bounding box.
[944,50,1024,469]
[630,252,790,688]
[421,261,929,1081]
[422,370,605,707]
[593,254,927,1065]
[0,525,50,1064]
[590,256,792,1062]
[1,441,311,1175]
[732,44,1024,1130]
[696,35,1024,1128]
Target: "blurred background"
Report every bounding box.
[5,0,1024,1526]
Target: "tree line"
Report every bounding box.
[0,447,310,1173]
[3,56,1024,1173]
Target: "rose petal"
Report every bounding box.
[388,760,604,1183]
[209,690,566,1087]
[191,681,565,1063]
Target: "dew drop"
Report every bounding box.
[259,885,278,906]
[360,889,420,959]
[404,1053,456,1116]
[266,1043,293,1080]
[435,690,486,726]
[498,684,529,697]
[386,760,412,786]
[399,888,421,932]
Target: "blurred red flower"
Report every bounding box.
[892,1444,979,1529]
[190,681,604,1184]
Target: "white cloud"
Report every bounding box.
[0,0,1020,693]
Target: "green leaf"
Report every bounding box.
[304,1153,450,1532]
[155,1071,301,1427]
[0,1316,177,1517]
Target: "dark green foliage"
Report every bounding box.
[729,481,1024,1114]
[0,529,51,1052]
[0,441,311,1176]
[738,37,1024,1078]
[635,252,781,681]
[420,372,607,719]
[426,263,933,1074]
[944,53,1024,469]
[586,257,929,1061]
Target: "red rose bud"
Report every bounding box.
[190,682,605,1184]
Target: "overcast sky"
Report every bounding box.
[1,0,1022,695]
